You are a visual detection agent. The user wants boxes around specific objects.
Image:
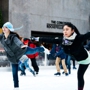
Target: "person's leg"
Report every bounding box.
[12,64,19,88]
[18,61,22,71]
[24,58,35,76]
[54,57,61,76]
[72,57,77,69]
[25,47,44,55]
[77,64,89,90]
[62,59,68,76]
[66,55,71,74]
[65,54,68,66]
[31,58,39,74]
[19,62,26,76]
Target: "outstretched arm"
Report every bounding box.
[35,37,62,44]
[13,36,27,48]
[80,32,90,42]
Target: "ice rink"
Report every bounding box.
[0,65,90,90]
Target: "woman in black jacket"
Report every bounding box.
[35,22,90,90]
[1,22,44,89]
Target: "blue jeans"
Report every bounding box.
[19,56,34,73]
[12,64,19,88]
[18,61,26,73]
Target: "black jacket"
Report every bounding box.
[39,32,90,61]
[0,33,27,64]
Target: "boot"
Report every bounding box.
[20,71,26,76]
[13,88,19,90]
[30,70,36,76]
[78,87,83,90]
[65,73,68,76]
[54,72,61,76]
[73,66,77,69]
[36,72,38,75]
[62,72,69,76]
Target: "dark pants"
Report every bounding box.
[77,64,89,90]
[12,64,19,88]
[71,57,76,67]
[31,58,39,73]
[66,55,71,73]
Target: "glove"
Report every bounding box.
[35,37,39,41]
[41,45,50,54]
[30,37,39,41]
[30,37,35,41]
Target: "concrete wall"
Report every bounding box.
[9,0,90,38]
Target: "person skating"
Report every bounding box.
[50,44,68,76]
[19,55,35,76]
[34,22,90,90]
[1,22,44,89]
[23,38,39,75]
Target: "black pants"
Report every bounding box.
[77,64,89,90]
[31,58,39,73]
[71,57,76,67]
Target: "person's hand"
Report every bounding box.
[35,37,39,41]
[0,49,5,53]
[30,37,39,41]
[30,37,35,41]
[21,45,28,48]
[33,37,39,41]
[35,56,39,59]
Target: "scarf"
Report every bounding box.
[62,32,77,45]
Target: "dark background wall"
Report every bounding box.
[0,0,8,47]
[0,0,9,24]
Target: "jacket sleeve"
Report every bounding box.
[39,37,62,44]
[80,32,90,42]
[13,37,24,48]
[29,43,39,57]
[50,44,56,54]
[84,41,90,50]
[0,34,3,41]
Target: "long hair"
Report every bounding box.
[63,22,80,35]
[10,31,22,40]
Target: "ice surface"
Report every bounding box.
[0,65,90,90]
